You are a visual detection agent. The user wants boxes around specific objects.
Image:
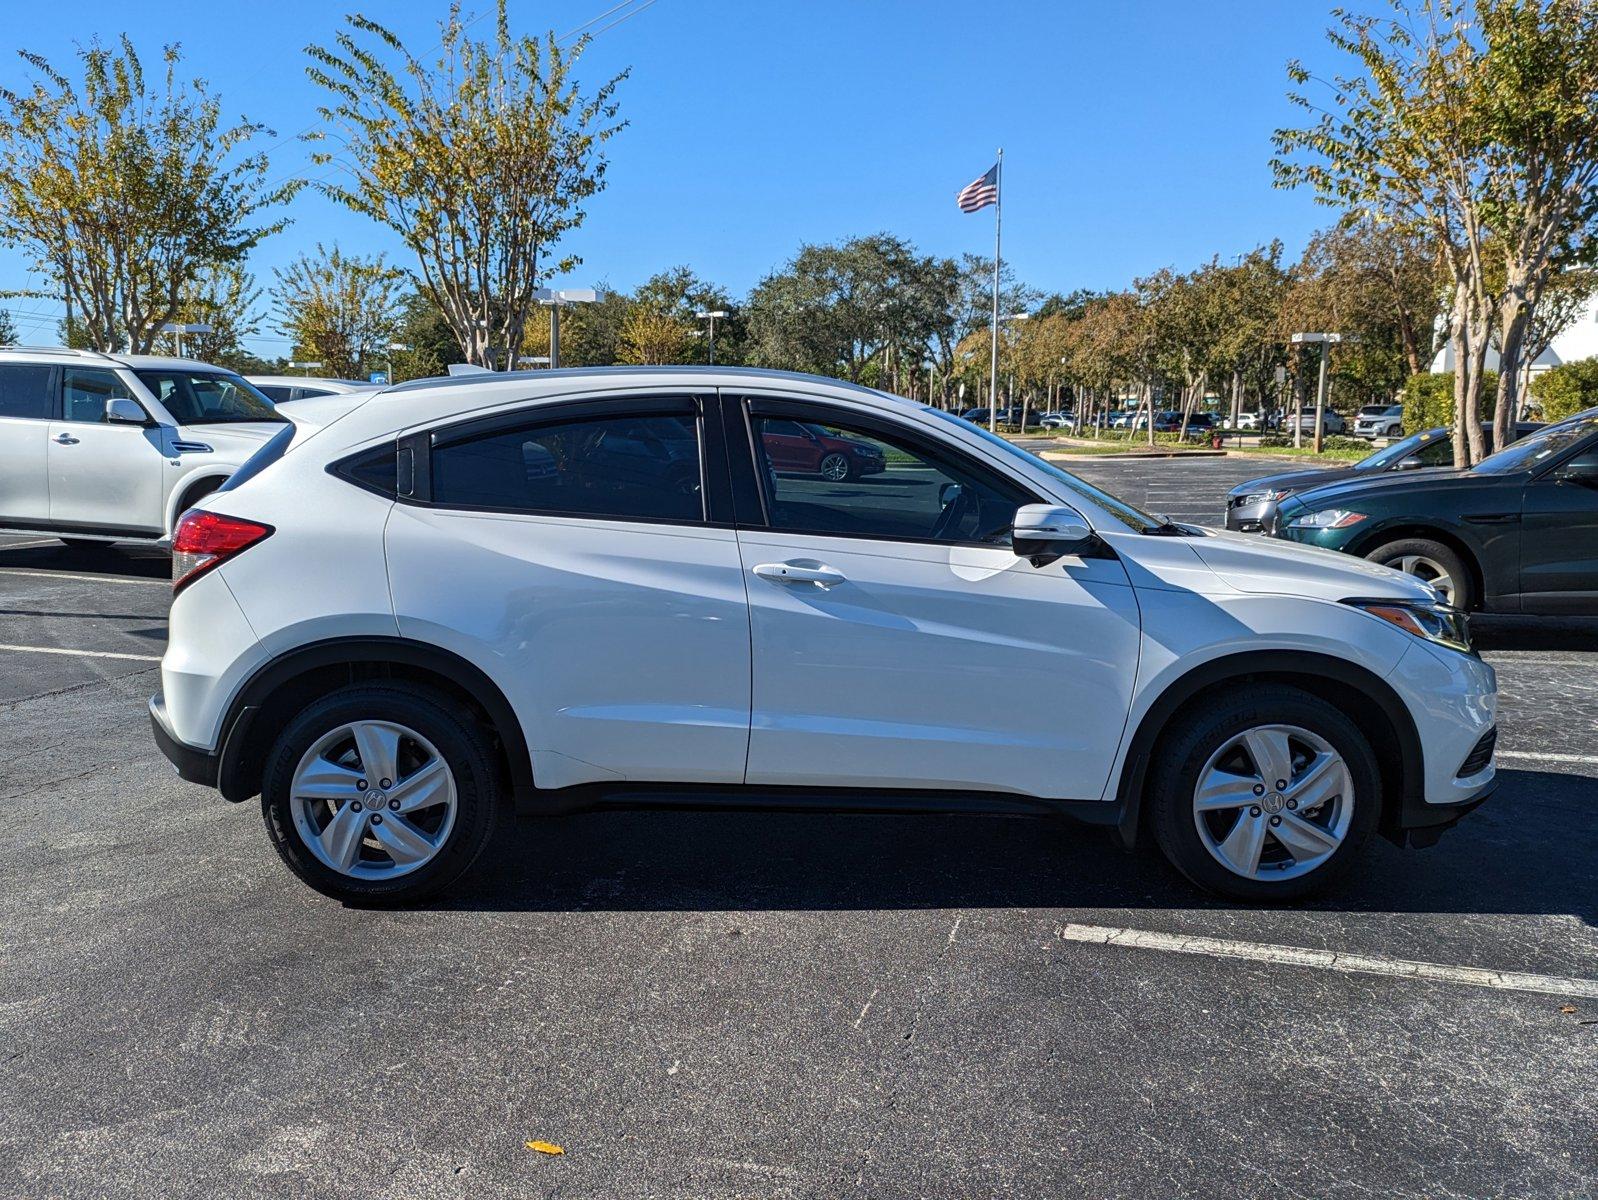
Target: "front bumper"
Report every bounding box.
[150,694,220,787]
[1225,497,1280,533]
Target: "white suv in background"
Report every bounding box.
[150,367,1498,905]
[0,347,289,547]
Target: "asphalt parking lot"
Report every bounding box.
[2,454,1595,1199]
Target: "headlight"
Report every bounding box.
[1344,599,1472,653]
[1288,508,1367,529]
[1237,489,1289,506]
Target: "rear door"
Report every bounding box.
[385,392,753,790]
[0,362,54,525]
[47,366,166,534]
[726,392,1142,802]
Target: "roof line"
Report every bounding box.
[382,364,892,399]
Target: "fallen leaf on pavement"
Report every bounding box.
[526,1140,565,1156]
[1560,1005,1577,1014]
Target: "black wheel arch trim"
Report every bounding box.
[1111,649,1427,850]
[214,636,535,806]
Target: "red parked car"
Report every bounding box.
[759,419,887,481]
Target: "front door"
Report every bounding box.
[732,395,1142,802]
[46,367,165,535]
[386,394,753,790]
[1520,440,1598,614]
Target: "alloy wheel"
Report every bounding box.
[819,453,850,482]
[288,720,458,880]
[1191,724,1354,882]
[1392,554,1456,605]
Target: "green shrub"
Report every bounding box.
[1400,371,1497,435]
[1259,434,1371,453]
[1529,357,1598,421]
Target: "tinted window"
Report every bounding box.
[61,367,135,423]
[1411,438,1455,467]
[432,412,703,521]
[254,384,293,403]
[0,364,54,420]
[751,413,1028,543]
[134,370,284,425]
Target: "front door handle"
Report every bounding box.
[53,433,79,445]
[752,561,846,587]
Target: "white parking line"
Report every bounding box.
[0,569,170,588]
[1054,922,1598,999]
[0,643,162,662]
[1497,750,1598,767]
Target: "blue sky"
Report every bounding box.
[0,0,1348,355]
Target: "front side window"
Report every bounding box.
[134,370,284,425]
[431,412,703,522]
[750,412,1028,543]
[61,367,135,424]
[0,364,54,420]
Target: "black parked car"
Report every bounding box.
[1226,424,1542,533]
[1269,412,1598,613]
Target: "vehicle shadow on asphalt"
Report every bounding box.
[436,768,1596,923]
[1473,614,1598,652]
[0,542,170,580]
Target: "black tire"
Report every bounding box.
[260,683,502,905]
[1366,537,1475,611]
[819,452,853,482]
[1147,685,1381,902]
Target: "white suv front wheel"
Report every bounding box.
[260,684,501,904]
[1148,685,1381,900]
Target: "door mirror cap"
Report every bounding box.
[105,397,148,425]
[1012,504,1098,559]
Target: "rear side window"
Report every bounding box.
[0,364,54,420]
[431,412,703,522]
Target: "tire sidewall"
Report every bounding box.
[1149,688,1380,901]
[260,685,499,904]
[1368,537,1474,610]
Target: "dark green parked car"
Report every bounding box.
[1269,412,1598,614]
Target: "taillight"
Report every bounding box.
[171,510,274,594]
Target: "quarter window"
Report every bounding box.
[431,412,703,522]
[749,412,1029,543]
[0,364,54,420]
[61,368,135,424]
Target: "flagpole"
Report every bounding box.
[989,148,1003,435]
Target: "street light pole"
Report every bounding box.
[1291,332,1342,454]
[695,310,728,365]
[158,322,214,359]
[534,288,598,370]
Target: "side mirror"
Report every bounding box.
[1394,457,1427,470]
[1012,503,1098,561]
[105,397,148,425]
[1554,461,1598,487]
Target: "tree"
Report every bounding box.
[0,37,290,353]
[272,245,402,379]
[615,307,693,364]
[307,1,626,369]
[0,308,15,345]
[1274,0,1598,465]
[168,262,266,370]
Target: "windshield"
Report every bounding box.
[1354,427,1447,471]
[924,407,1163,532]
[1472,415,1598,475]
[135,369,285,426]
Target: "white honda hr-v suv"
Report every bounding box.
[149,368,1498,903]
[0,346,289,546]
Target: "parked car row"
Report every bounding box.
[1231,412,1598,613]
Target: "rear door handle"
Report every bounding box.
[53,433,79,445]
[752,561,846,586]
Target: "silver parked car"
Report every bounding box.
[246,375,383,406]
[0,347,290,546]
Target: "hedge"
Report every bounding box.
[1259,434,1372,453]
[1400,371,1497,435]
[1529,357,1598,421]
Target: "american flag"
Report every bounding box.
[956,164,999,213]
